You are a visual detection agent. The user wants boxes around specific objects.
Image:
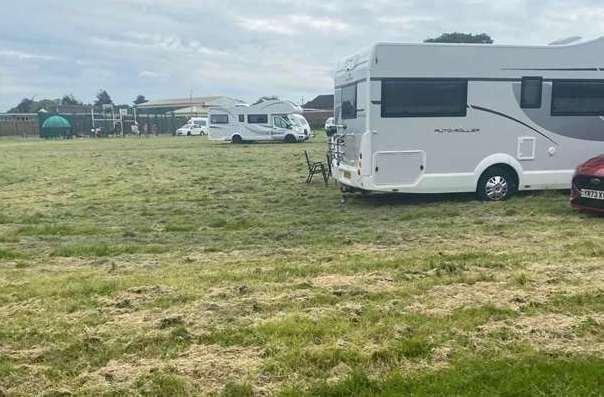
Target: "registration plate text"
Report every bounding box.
[581,189,604,200]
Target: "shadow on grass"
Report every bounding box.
[342,190,571,208]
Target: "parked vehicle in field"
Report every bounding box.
[176,117,208,136]
[571,154,604,212]
[208,99,310,143]
[329,37,604,201]
[290,113,313,137]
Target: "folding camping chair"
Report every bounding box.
[304,150,329,185]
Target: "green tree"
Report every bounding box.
[133,95,148,105]
[95,90,113,106]
[9,98,35,113]
[424,33,494,44]
[61,94,81,106]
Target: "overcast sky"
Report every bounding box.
[1,0,604,111]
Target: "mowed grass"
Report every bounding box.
[0,135,602,396]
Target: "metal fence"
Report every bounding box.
[0,112,189,138]
[0,114,39,137]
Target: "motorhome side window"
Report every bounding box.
[381,79,468,118]
[341,84,357,119]
[210,114,228,124]
[238,115,245,122]
[521,77,543,109]
[551,80,604,116]
[248,114,268,124]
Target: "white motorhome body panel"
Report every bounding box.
[374,151,425,186]
[333,38,604,194]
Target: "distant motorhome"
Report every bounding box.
[330,37,604,200]
[208,99,310,143]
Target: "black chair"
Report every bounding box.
[304,150,328,185]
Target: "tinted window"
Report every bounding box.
[248,114,268,124]
[381,79,468,118]
[552,80,604,116]
[341,84,357,120]
[210,114,228,124]
[238,114,245,122]
[521,77,542,109]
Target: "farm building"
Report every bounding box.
[135,96,244,115]
[302,95,334,129]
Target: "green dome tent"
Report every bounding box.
[41,115,73,139]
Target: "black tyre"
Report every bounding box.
[232,135,243,144]
[187,131,191,136]
[284,134,297,144]
[477,167,517,201]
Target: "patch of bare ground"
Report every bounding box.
[407,260,604,316]
[475,313,604,356]
[82,344,264,395]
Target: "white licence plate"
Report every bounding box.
[581,189,604,200]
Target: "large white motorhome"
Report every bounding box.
[330,37,604,200]
[208,99,310,143]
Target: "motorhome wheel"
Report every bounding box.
[284,135,297,144]
[477,167,517,201]
[232,135,243,144]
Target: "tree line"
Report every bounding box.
[7,91,149,114]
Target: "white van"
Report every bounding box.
[175,117,208,136]
[208,99,310,143]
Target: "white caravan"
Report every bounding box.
[208,99,310,143]
[175,117,208,136]
[330,37,604,200]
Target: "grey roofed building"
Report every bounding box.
[301,95,334,129]
[303,95,334,111]
[135,96,244,114]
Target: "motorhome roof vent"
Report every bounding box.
[548,36,583,46]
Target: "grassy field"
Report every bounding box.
[0,135,602,396]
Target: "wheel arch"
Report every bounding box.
[474,154,522,188]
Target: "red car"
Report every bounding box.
[571,154,604,212]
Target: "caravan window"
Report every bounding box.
[381,79,468,118]
[551,80,604,116]
[341,83,357,120]
[521,77,543,109]
[248,114,268,124]
[210,114,228,124]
